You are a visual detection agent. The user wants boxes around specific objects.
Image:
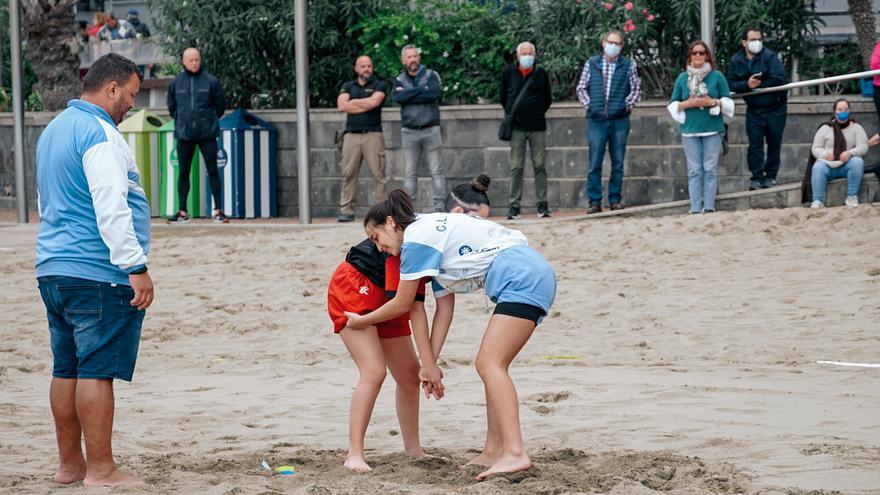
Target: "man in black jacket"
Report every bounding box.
[501,41,552,219]
[166,47,227,223]
[727,27,788,190]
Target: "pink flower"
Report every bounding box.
[646,14,654,21]
[604,2,613,10]
[642,8,648,13]
[624,2,633,10]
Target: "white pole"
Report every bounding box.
[294,0,311,224]
[9,0,28,223]
[700,0,714,51]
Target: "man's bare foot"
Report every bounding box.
[83,469,145,487]
[476,453,532,480]
[343,455,372,473]
[461,450,500,468]
[53,464,86,484]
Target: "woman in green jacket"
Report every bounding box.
[668,41,734,213]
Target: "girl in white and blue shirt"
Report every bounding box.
[344,189,556,480]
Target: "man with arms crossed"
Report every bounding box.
[35,53,154,487]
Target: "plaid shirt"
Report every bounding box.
[576,56,642,111]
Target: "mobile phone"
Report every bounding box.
[751,72,763,80]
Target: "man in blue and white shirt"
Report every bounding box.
[35,53,152,487]
[575,30,642,214]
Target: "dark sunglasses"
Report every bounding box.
[691,50,707,56]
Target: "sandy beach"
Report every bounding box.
[1,206,879,494]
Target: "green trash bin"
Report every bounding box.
[118,109,166,217]
[158,120,209,218]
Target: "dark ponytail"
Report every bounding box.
[364,189,417,229]
[445,174,491,212]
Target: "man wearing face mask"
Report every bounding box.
[392,45,445,212]
[726,27,788,191]
[336,55,389,223]
[576,31,642,214]
[500,41,553,219]
[34,53,153,487]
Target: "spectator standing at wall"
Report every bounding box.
[97,14,135,41]
[126,10,151,38]
[336,55,389,223]
[576,30,642,214]
[35,53,153,487]
[668,41,734,214]
[166,47,228,223]
[391,45,445,212]
[500,41,553,219]
[805,99,867,209]
[726,27,788,191]
[87,12,107,38]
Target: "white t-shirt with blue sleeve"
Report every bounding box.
[399,213,527,296]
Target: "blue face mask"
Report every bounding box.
[604,43,621,58]
[518,55,535,69]
[837,111,849,122]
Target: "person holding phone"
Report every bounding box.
[726,27,788,191]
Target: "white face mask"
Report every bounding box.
[518,55,535,69]
[747,40,763,55]
[604,42,621,58]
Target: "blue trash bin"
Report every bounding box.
[216,109,278,218]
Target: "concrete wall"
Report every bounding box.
[3,95,880,218]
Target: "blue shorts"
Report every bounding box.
[38,276,144,381]
[485,245,557,324]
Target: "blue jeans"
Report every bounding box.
[38,276,145,381]
[586,117,630,206]
[682,134,723,213]
[811,157,864,203]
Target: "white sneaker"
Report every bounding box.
[845,195,859,208]
[810,200,824,209]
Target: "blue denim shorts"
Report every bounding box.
[38,276,145,381]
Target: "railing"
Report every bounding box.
[732,69,880,97]
[79,38,174,69]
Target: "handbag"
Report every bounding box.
[498,76,534,141]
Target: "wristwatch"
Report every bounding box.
[130,266,148,275]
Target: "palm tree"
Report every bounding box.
[20,0,79,111]
[847,0,876,68]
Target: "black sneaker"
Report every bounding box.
[337,213,355,223]
[506,206,521,220]
[167,211,189,223]
[213,211,230,223]
[749,179,762,191]
[537,201,551,218]
[586,204,602,214]
[762,177,777,188]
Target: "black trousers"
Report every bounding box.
[745,106,787,181]
[177,138,222,211]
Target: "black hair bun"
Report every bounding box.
[470,174,491,193]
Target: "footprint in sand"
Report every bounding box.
[525,391,572,416]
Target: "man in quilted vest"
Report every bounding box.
[576,31,642,214]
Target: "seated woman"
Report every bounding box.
[809,98,867,209]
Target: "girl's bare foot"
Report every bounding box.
[344,455,372,473]
[405,447,426,458]
[476,453,532,480]
[83,469,145,487]
[461,450,500,468]
[53,463,86,484]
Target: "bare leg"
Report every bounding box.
[474,315,535,480]
[339,326,387,473]
[50,378,86,483]
[380,335,424,457]
[78,379,144,486]
[463,381,502,467]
